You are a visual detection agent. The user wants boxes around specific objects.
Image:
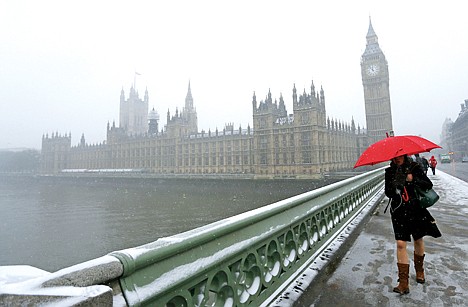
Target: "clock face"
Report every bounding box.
[366,64,380,76]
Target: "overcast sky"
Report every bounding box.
[1,0,467,150]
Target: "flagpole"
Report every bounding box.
[134,71,141,90]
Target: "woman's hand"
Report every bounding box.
[406,173,413,182]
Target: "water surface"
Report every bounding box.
[0,175,336,271]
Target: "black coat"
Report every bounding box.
[385,158,441,240]
[385,160,432,202]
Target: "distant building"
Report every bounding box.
[448,100,468,160]
[41,19,393,178]
[440,117,453,152]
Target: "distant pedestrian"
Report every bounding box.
[421,156,429,175]
[414,154,425,172]
[429,156,437,175]
[385,155,442,295]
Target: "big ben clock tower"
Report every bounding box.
[361,18,393,145]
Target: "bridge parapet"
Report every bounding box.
[0,256,123,305]
[0,168,384,306]
[111,167,384,306]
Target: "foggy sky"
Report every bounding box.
[1,0,467,150]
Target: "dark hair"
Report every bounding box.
[390,155,411,168]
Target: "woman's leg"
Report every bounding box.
[414,238,425,256]
[394,240,410,294]
[396,240,409,263]
[414,238,426,283]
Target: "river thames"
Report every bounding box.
[0,175,338,272]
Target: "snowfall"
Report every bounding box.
[1,170,467,306]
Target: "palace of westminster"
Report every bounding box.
[41,20,394,179]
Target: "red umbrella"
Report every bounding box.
[354,135,441,168]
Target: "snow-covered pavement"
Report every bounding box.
[295,170,468,306]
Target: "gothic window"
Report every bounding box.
[301,132,311,147]
[260,154,267,165]
[259,118,266,128]
[302,151,312,164]
[259,136,268,149]
[301,113,310,124]
[211,154,216,165]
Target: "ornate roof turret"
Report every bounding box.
[366,17,377,41]
[148,107,160,121]
[120,88,125,102]
[293,83,297,104]
[362,17,382,57]
[252,91,257,110]
[311,80,316,96]
[279,93,285,109]
[185,81,194,109]
[320,85,325,104]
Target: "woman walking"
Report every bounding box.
[384,155,442,294]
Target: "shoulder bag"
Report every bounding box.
[414,186,439,208]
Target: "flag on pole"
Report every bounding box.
[134,71,142,89]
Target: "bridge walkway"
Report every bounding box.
[292,171,468,306]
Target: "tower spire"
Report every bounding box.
[185,80,194,109]
[366,17,378,46]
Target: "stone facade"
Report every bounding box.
[41,81,369,179]
[41,132,71,173]
[441,99,468,161]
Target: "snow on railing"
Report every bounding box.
[0,168,385,306]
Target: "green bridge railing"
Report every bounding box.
[110,168,384,306]
[0,168,385,306]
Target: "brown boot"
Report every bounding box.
[393,263,410,294]
[414,252,426,283]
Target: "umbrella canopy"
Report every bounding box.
[354,135,441,168]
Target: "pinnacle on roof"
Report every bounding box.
[366,16,377,39]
